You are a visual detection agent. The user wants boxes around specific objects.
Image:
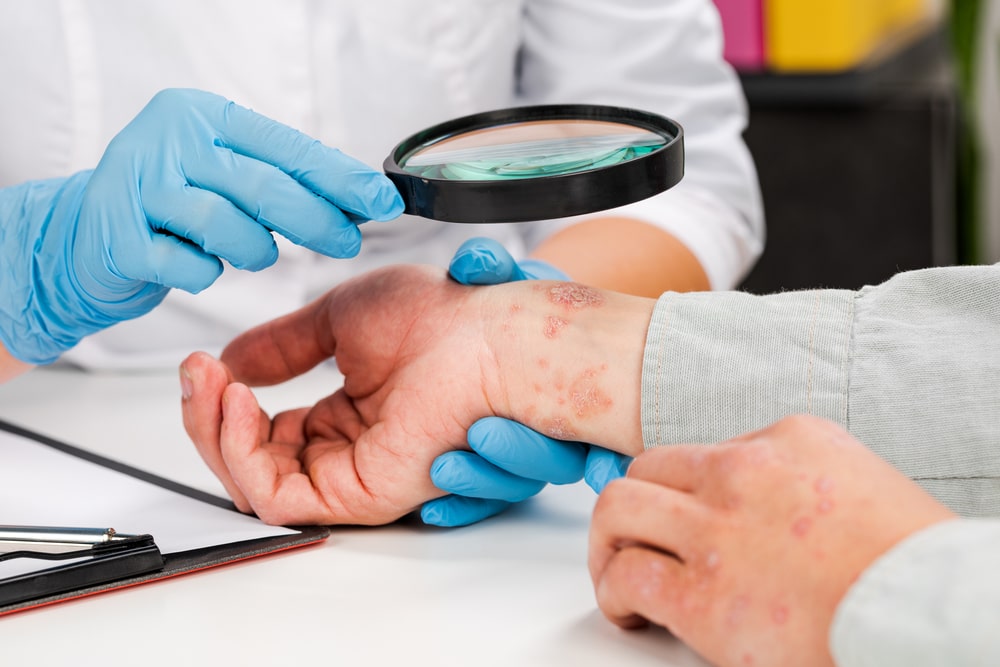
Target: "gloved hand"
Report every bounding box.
[0,88,403,365]
[421,237,632,527]
[446,236,566,284]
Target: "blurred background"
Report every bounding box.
[710,0,998,292]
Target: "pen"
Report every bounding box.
[0,525,119,556]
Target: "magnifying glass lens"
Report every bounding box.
[399,120,667,181]
[384,105,683,223]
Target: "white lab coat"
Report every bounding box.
[0,0,763,369]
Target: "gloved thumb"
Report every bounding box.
[448,237,522,284]
[448,237,569,284]
[583,447,632,493]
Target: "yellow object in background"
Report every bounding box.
[766,0,940,72]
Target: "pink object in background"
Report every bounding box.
[712,0,766,71]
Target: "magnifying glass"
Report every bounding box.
[383,104,684,224]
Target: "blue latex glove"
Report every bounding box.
[423,418,632,527]
[421,238,633,527]
[446,237,566,284]
[0,88,403,364]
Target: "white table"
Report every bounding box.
[0,365,708,667]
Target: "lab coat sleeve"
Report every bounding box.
[517,0,764,289]
[640,263,1000,516]
[829,518,1000,666]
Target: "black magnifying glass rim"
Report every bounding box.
[383,104,684,224]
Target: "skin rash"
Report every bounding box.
[529,282,613,440]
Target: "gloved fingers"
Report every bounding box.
[468,417,587,484]
[515,258,570,281]
[420,495,513,528]
[209,95,404,222]
[180,149,365,258]
[448,237,522,284]
[145,186,279,271]
[584,447,633,494]
[109,233,224,294]
[430,451,547,501]
[448,237,570,284]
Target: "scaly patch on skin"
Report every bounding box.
[548,283,605,309]
[543,315,568,338]
[501,303,522,335]
[541,416,576,440]
[569,366,613,417]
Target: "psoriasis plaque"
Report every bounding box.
[543,315,568,338]
[542,416,576,440]
[547,283,605,309]
[569,367,612,416]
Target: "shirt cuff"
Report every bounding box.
[641,287,855,448]
[830,518,1000,667]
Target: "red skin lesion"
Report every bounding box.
[523,284,610,442]
[569,365,612,417]
[546,283,605,310]
[791,517,812,538]
[544,315,568,339]
[771,604,790,626]
[541,416,576,440]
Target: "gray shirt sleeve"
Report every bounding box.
[640,264,1000,516]
[830,518,1000,667]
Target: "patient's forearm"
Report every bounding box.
[484,281,654,458]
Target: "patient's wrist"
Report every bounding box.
[483,281,652,457]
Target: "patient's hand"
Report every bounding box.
[180,265,501,525]
[181,263,649,525]
[588,415,956,667]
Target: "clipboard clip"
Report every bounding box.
[0,525,155,562]
[0,525,165,609]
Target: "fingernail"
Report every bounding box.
[179,364,193,401]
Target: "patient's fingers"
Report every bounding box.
[221,297,334,386]
[626,444,713,493]
[589,477,718,643]
[593,545,687,631]
[218,383,338,525]
[588,477,708,588]
[180,351,249,509]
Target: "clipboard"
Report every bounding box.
[0,419,330,616]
